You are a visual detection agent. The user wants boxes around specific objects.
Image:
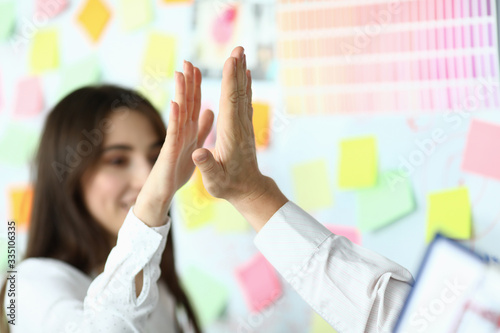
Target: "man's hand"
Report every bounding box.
[192,47,287,232]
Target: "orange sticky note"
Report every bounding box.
[9,185,34,231]
[77,0,111,43]
[252,102,270,148]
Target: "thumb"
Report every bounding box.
[192,148,221,179]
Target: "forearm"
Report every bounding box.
[229,176,288,232]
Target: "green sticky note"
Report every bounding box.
[142,32,176,78]
[0,122,39,166]
[59,55,100,99]
[310,312,337,333]
[0,1,15,40]
[338,136,377,189]
[426,187,471,243]
[213,199,250,233]
[119,0,153,31]
[357,170,415,232]
[30,29,59,73]
[181,266,228,328]
[292,159,334,211]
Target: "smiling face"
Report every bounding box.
[81,109,163,236]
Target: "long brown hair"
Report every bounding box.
[0,85,201,333]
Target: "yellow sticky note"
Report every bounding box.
[77,0,111,43]
[119,0,153,31]
[310,312,337,333]
[252,102,270,149]
[8,185,34,231]
[213,200,249,233]
[162,0,193,3]
[176,168,215,229]
[292,159,334,212]
[137,85,168,113]
[338,136,377,189]
[30,29,59,73]
[426,187,471,243]
[143,32,176,79]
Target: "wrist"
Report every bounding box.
[230,176,288,232]
[133,195,172,227]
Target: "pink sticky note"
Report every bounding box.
[212,7,237,44]
[325,225,362,245]
[462,119,500,180]
[235,253,282,312]
[36,0,68,19]
[14,76,43,117]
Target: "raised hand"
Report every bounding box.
[134,61,214,227]
[192,47,287,231]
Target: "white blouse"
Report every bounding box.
[254,201,415,333]
[8,206,184,333]
[7,201,414,333]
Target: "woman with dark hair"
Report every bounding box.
[1,61,214,332]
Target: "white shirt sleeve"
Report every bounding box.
[10,205,170,333]
[254,201,414,333]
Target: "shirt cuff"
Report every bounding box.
[253,201,332,274]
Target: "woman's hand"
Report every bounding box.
[192,47,287,232]
[134,61,214,227]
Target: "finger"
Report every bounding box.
[192,148,222,187]
[197,109,214,148]
[166,101,180,140]
[246,70,253,122]
[174,71,187,127]
[192,67,202,122]
[184,61,195,121]
[230,47,246,118]
[219,56,238,123]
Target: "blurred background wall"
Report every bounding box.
[1,0,500,332]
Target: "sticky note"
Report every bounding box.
[235,253,282,312]
[8,185,34,231]
[252,102,271,149]
[162,0,193,3]
[59,55,100,99]
[310,312,337,333]
[36,0,68,19]
[119,0,153,31]
[0,123,39,166]
[357,171,415,232]
[0,1,15,40]
[181,266,228,328]
[176,169,215,229]
[137,85,168,113]
[14,76,44,117]
[212,6,237,44]
[462,119,500,181]
[30,29,59,73]
[426,187,471,243]
[213,200,249,233]
[292,159,334,211]
[142,32,176,79]
[325,225,361,245]
[338,136,377,189]
[77,0,111,43]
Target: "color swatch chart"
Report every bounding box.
[277,0,500,114]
